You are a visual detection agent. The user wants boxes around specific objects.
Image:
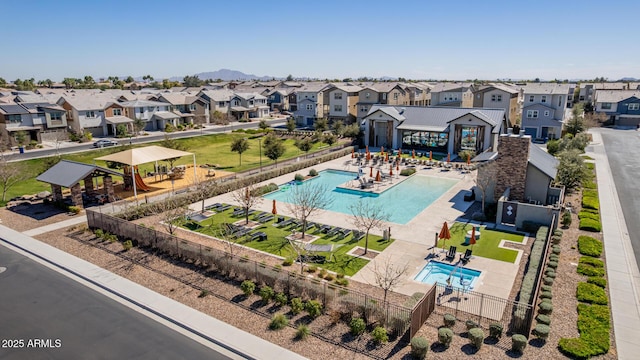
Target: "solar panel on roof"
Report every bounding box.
[0,104,27,114]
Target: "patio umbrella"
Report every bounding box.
[412,150,416,159]
[272,199,277,215]
[351,149,354,158]
[469,226,476,249]
[439,222,451,250]
[366,151,371,161]
[429,151,433,161]
[380,146,384,154]
[447,153,450,163]
[366,145,369,153]
[370,166,373,177]
[375,170,381,182]
[396,162,399,171]
[467,154,471,165]
[385,152,389,162]
[389,164,393,176]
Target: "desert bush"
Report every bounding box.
[578,211,600,221]
[539,301,553,315]
[308,168,318,176]
[588,277,607,288]
[532,324,550,340]
[240,280,255,296]
[577,282,608,305]
[371,326,388,344]
[553,229,563,237]
[296,324,310,340]
[400,168,416,176]
[349,317,366,335]
[577,256,605,277]
[294,173,304,181]
[438,327,454,348]
[578,236,603,257]
[547,261,558,269]
[122,240,133,251]
[269,313,289,330]
[410,336,429,359]
[540,291,553,299]
[543,276,554,285]
[324,273,335,281]
[581,196,599,210]
[561,210,572,227]
[558,304,610,358]
[579,218,602,232]
[536,314,551,325]
[282,257,294,266]
[274,292,288,306]
[335,278,349,287]
[443,313,456,328]
[465,319,478,331]
[511,334,528,353]
[68,206,81,214]
[290,297,304,315]
[468,328,484,349]
[305,300,322,318]
[489,323,503,339]
[552,245,561,255]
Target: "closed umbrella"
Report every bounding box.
[272,199,277,215]
[467,154,471,165]
[375,170,381,182]
[366,151,371,161]
[385,152,389,162]
[396,161,399,171]
[351,149,354,158]
[439,222,451,250]
[389,164,393,176]
[469,226,476,249]
[369,166,373,177]
[412,150,416,159]
[429,151,432,161]
[447,153,450,163]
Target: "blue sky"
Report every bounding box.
[3,0,638,81]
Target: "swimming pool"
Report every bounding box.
[414,261,481,290]
[263,169,457,224]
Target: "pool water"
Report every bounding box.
[414,261,481,290]
[263,169,457,224]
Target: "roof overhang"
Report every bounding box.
[106,116,134,125]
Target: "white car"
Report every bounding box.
[93,139,118,148]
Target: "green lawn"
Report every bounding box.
[1,131,334,206]
[186,206,393,276]
[436,222,525,263]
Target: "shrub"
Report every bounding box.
[296,324,310,340]
[532,324,550,340]
[349,317,366,335]
[240,280,255,297]
[578,236,603,257]
[198,290,209,298]
[581,196,599,210]
[290,297,304,315]
[68,206,81,214]
[578,210,600,221]
[588,276,607,288]
[540,291,553,299]
[468,328,484,349]
[551,235,562,244]
[94,228,104,238]
[578,256,605,277]
[583,179,597,189]
[536,314,551,325]
[335,278,349,287]
[318,268,328,278]
[294,173,304,181]
[400,168,416,176]
[541,285,552,292]
[539,301,553,315]
[324,273,335,281]
[122,240,133,251]
[552,245,561,255]
[558,304,610,358]
[489,323,503,339]
[305,300,322,318]
[259,286,275,304]
[281,257,294,266]
[371,326,388,344]
[577,282,608,305]
[308,168,318,176]
[511,334,528,353]
[561,210,572,227]
[579,218,602,232]
[465,319,478,331]
[553,229,563,237]
[583,189,598,198]
[443,313,456,328]
[274,292,288,306]
[543,276,554,285]
[518,226,549,306]
[438,327,454,348]
[545,269,556,278]
[269,313,289,330]
[549,254,559,262]
[410,336,429,359]
[336,272,345,279]
[547,261,558,269]
[306,265,317,273]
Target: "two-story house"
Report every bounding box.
[0,102,68,146]
[403,83,432,106]
[593,90,640,127]
[229,93,269,120]
[198,89,235,116]
[58,94,117,137]
[154,93,210,125]
[429,82,475,108]
[293,83,329,126]
[355,87,381,123]
[267,88,294,112]
[473,84,520,126]
[520,83,570,140]
[324,84,362,123]
[118,99,173,131]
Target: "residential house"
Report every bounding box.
[472,83,520,126]
[228,93,269,120]
[267,88,294,112]
[154,93,210,125]
[198,89,235,116]
[520,83,570,140]
[362,105,506,156]
[58,94,117,137]
[292,83,329,126]
[429,82,475,108]
[324,84,362,123]
[0,102,68,146]
[118,99,173,131]
[355,87,381,123]
[593,90,640,127]
[403,82,432,106]
[370,82,409,106]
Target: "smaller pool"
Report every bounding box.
[414,261,481,290]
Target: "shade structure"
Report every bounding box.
[272,199,277,215]
[470,227,476,248]
[429,151,433,161]
[369,166,373,177]
[439,222,451,250]
[412,150,416,159]
[375,170,381,182]
[447,153,450,163]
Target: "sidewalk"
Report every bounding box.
[587,130,640,359]
[22,215,87,236]
[0,225,306,360]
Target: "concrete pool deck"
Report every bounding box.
[196,154,524,301]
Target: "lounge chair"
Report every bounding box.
[461,249,472,264]
[258,215,274,223]
[250,232,267,241]
[216,204,232,212]
[352,230,365,241]
[205,203,222,211]
[276,218,294,228]
[445,246,457,261]
[339,228,352,238]
[319,224,332,233]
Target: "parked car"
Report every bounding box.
[93,139,118,148]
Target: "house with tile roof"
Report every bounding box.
[362,105,507,156]
[520,83,571,140]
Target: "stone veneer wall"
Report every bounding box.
[493,133,531,202]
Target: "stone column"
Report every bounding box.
[70,183,83,208]
[493,132,531,202]
[51,184,63,202]
[103,176,115,201]
[84,174,96,198]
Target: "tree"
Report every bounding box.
[63,78,76,89]
[349,199,389,255]
[322,133,337,146]
[331,120,344,135]
[0,77,6,87]
[264,137,286,167]
[231,184,263,225]
[372,257,408,306]
[211,110,230,125]
[475,161,497,215]
[143,75,154,82]
[286,118,296,132]
[341,123,361,142]
[183,75,204,87]
[565,103,585,136]
[556,149,590,190]
[230,137,250,166]
[584,111,607,129]
[0,159,28,202]
[258,119,269,132]
[83,76,96,88]
[285,182,333,266]
[15,131,27,147]
[294,138,312,158]
[314,118,328,132]
[125,76,134,83]
[286,74,294,81]
[133,117,146,136]
[44,79,53,88]
[158,199,189,235]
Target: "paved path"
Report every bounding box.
[1,225,306,360]
[588,129,640,359]
[22,215,88,236]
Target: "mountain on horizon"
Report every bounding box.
[619,77,638,82]
[168,69,278,82]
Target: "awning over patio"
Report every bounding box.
[153,111,180,120]
[231,106,250,112]
[106,116,134,125]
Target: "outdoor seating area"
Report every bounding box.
[437,222,525,264]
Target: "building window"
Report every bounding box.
[541,95,547,103]
[365,92,370,98]
[50,112,62,121]
[306,104,313,110]
[189,104,196,111]
[491,94,502,102]
[232,100,239,106]
[334,105,342,112]
[382,93,387,100]
[334,92,342,100]
[393,93,399,100]
[527,110,539,118]
[529,95,534,102]
[7,114,21,123]
[544,110,550,117]
[360,106,368,112]
[139,107,144,114]
[113,108,122,116]
[558,96,562,106]
[628,103,639,110]
[579,95,585,101]
[218,102,225,107]
[86,111,96,118]
[601,103,612,110]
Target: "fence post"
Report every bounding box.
[478,293,484,324]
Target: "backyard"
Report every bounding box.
[184,205,393,276]
[437,222,525,263]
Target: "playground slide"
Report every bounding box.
[134,172,151,191]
